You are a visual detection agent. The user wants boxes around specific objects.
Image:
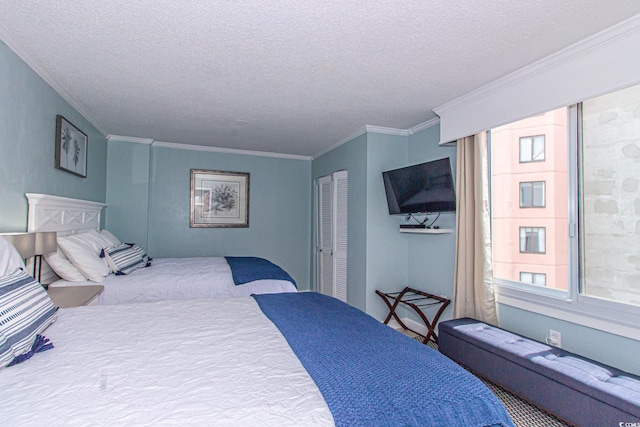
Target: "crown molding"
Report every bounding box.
[434,13,640,117]
[152,141,312,161]
[0,25,109,138]
[312,117,440,159]
[107,135,154,145]
[365,124,410,137]
[408,117,440,135]
[108,116,441,161]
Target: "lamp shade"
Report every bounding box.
[0,232,36,259]
[35,231,57,256]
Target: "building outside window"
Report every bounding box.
[490,108,567,290]
[520,181,545,208]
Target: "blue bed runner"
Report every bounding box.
[225,256,297,288]
[253,292,514,427]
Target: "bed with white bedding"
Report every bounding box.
[50,256,298,305]
[1,293,514,426]
[26,193,297,304]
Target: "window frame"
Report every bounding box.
[491,104,640,341]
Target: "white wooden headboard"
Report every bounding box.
[26,193,106,284]
[26,193,106,235]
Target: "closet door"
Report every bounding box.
[332,171,348,302]
[317,175,333,297]
[316,171,348,302]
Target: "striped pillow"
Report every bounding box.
[0,269,58,368]
[101,243,151,275]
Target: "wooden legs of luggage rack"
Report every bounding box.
[375,287,450,345]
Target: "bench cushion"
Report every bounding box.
[439,318,640,426]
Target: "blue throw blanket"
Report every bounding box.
[253,292,514,427]
[225,256,297,288]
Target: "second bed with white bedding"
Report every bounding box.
[1,297,333,426]
[49,257,298,305]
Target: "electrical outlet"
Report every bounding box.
[549,330,562,348]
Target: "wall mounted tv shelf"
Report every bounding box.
[399,228,452,234]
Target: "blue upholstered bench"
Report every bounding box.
[439,317,640,427]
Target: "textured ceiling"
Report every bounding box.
[1,1,640,157]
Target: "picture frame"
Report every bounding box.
[190,169,250,228]
[55,115,88,178]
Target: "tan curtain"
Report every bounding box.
[452,132,498,325]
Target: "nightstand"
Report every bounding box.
[47,285,104,308]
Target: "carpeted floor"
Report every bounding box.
[404,331,570,427]
[477,375,570,427]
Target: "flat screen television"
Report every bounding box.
[382,157,456,215]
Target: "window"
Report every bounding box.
[520,181,545,207]
[580,84,640,306]
[520,272,546,286]
[519,135,545,162]
[489,83,640,338]
[519,227,545,253]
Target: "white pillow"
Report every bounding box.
[44,247,87,282]
[57,231,111,282]
[100,230,121,246]
[0,235,26,276]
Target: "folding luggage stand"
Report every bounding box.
[375,287,450,345]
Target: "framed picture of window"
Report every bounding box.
[55,115,88,178]
[190,169,250,228]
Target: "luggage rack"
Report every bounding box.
[375,287,450,345]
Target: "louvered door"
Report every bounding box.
[316,171,348,302]
[331,171,348,302]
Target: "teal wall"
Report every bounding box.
[0,41,108,231]
[105,139,150,249]
[405,125,457,323]
[364,133,409,320]
[312,134,368,310]
[106,142,313,290]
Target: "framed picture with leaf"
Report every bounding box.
[190,169,250,228]
[55,115,88,178]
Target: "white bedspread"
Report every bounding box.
[49,257,298,305]
[0,298,333,426]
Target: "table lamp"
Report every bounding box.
[0,232,36,260]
